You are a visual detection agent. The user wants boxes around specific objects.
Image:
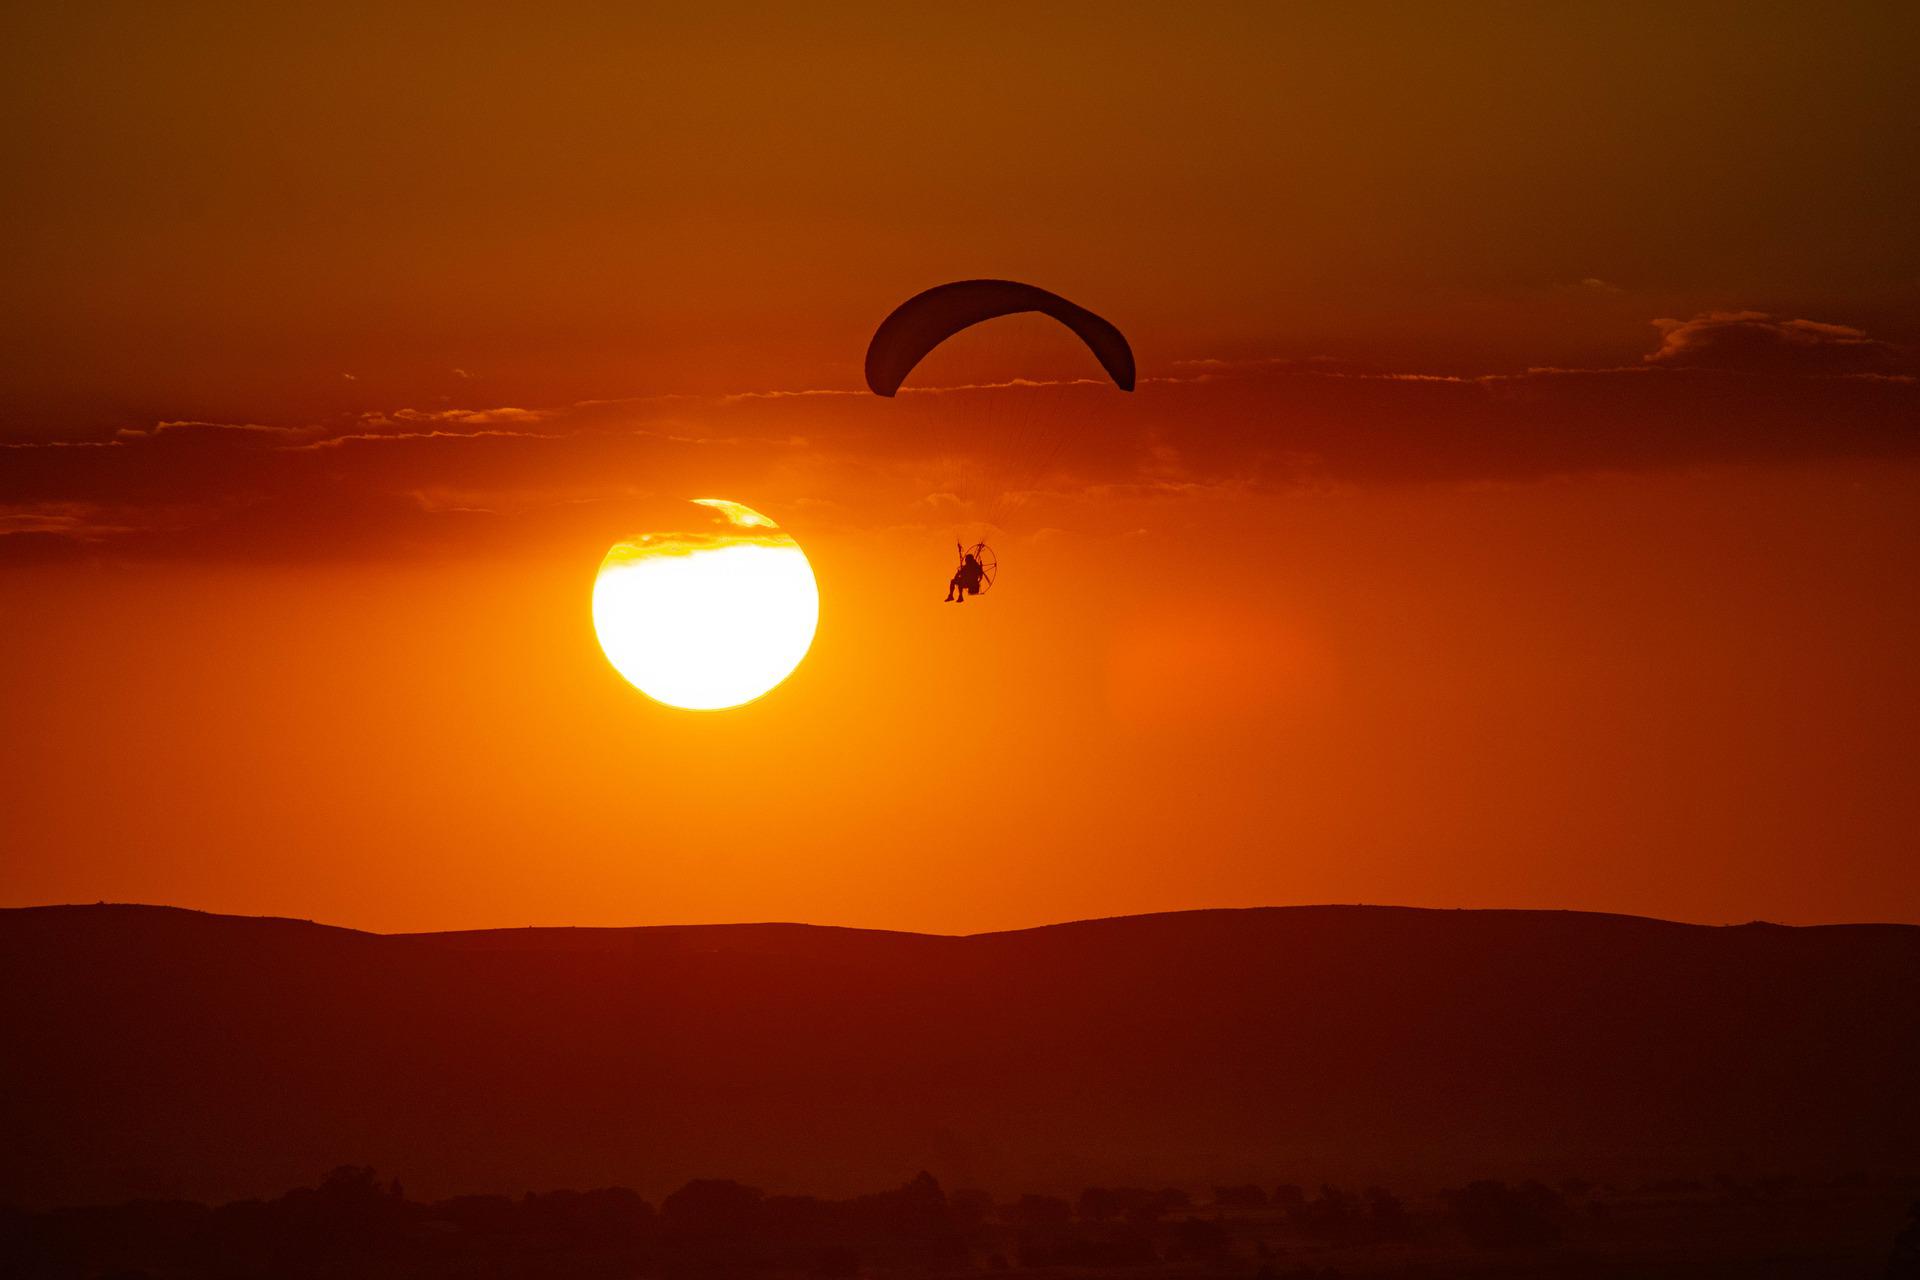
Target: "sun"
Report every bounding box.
[592,499,819,710]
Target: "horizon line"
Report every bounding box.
[5,899,1913,937]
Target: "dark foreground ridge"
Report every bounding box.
[2,904,1916,1210]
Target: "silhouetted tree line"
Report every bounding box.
[0,1167,978,1280]
[1439,1180,1562,1250]
[12,1164,1908,1279]
[1265,1184,1413,1245]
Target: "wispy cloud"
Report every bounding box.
[1646,311,1911,374]
[3,313,1917,564]
[289,427,559,451]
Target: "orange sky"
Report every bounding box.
[4,3,1918,930]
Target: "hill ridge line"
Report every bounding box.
[4,900,1915,938]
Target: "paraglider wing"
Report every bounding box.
[864,279,1135,397]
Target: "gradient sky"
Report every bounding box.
[4,2,1918,931]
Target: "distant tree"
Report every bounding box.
[1007,1194,1072,1231]
[318,1165,382,1202]
[521,1186,654,1246]
[1008,1193,1075,1269]
[1080,1185,1181,1224]
[270,1165,412,1265]
[1443,1180,1563,1250]
[663,1178,765,1238]
[948,1188,994,1234]
[660,1178,768,1275]
[427,1193,517,1236]
[1023,1231,1158,1268]
[811,1243,862,1277]
[1077,1186,1119,1223]
[1364,1186,1409,1239]
[1303,1185,1355,1239]
[309,1165,407,1232]
[1170,1216,1232,1262]
[1213,1184,1269,1209]
[843,1172,965,1266]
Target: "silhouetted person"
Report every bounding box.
[946,545,984,603]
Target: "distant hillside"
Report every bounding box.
[2,904,1915,1208]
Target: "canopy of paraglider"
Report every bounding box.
[864,280,1135,398]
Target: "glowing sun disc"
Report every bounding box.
[592,499,819,710]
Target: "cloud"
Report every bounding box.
[0,502,126,538]
[351,406,562,432]
[1646,311,1911,374]
[2,315,1917,565]
[114,420,329,445]
[290,427,559,451]
[0,395,829,565]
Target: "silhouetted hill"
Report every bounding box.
[3,904,1915,1207]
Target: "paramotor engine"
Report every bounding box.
[961,541,998,595]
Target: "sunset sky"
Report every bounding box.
[4,3,1918,932]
